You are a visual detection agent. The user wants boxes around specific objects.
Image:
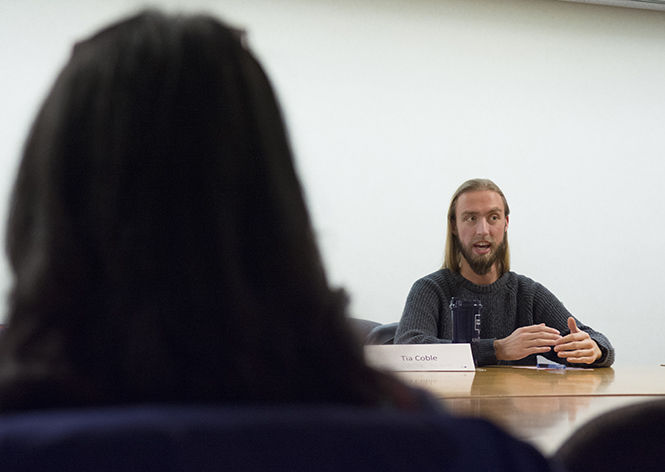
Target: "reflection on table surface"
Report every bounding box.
[395,366,665,454]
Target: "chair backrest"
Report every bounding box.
[349,317,382,344]
[554,398,665,472]
[0,404,552,471]
[366,321,399,344]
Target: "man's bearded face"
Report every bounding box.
[456,234,507,276]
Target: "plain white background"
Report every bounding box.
[1,0,664,365]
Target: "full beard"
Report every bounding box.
[457,236,507,276]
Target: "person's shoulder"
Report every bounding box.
[506,271,553,296]
[506,271,539,287]
[381,373,553,471]
[418,268,457,283]
[411,269,459,290]
[376,374,554,471]
[420,405,555,471]
[408,270,440,293]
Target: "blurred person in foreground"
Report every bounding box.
[0,11,554,470]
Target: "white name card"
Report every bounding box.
[364,344,475,372]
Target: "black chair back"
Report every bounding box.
[366,322,399,344]
[554,398,665,472]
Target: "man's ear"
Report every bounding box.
[504,214,509,232]
[451,220,457,235]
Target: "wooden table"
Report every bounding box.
[395,365,665,454]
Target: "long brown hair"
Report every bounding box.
[443,178,511,274]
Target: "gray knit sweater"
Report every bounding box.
[395,269,614,367]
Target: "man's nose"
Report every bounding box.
[475,218,490,235]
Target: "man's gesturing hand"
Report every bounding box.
[494,324,562,361]
[553,317,602,364]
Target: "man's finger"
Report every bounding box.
[527,346,554,355]
[554,341,588,353]
[554,328,590,347]
[524,330,561,339]
[527,336,562,347]
[560,351,596,363]
[520,324,560,335]
[567,316,580,333]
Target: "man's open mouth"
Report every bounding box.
[472,241,492,254]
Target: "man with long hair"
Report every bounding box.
[395,178,614,367]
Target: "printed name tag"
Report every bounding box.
[364,344,475,372]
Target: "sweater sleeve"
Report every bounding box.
[532,283,615,367]
[394,278,448,345]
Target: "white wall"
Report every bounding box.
[2,0,664,365]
